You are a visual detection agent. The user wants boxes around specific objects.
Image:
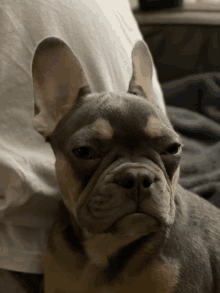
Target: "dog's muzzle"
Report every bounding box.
[77,158,174,235]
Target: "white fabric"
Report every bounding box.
[0,0,163,274]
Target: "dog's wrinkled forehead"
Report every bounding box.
[51,90,175,146]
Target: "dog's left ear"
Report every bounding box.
[32,37,91,137]
[129,40,166,114]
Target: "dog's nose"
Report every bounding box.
[114,168,154,190]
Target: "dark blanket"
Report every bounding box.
[162,72,220,208]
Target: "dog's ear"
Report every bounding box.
[32,37,91,136]
[129,40,166,114]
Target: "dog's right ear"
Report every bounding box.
[129,40,166,114]
[32,37,91,137]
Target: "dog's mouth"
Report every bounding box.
[104,212,160,237]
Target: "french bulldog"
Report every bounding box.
[32,37,220,293]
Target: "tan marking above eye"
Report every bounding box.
[145,117,163,137]
[92,118,114,140]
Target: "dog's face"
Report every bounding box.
[32,38,182,241]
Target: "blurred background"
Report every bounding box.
[129,0,220,83]
[128,0,220,207]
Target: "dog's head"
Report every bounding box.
[32,37,182,242]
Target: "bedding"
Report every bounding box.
[164,72,220,208]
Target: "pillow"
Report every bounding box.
[0,0,151,274]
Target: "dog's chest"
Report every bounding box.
[43,235,179,293]
[97,261,179,293]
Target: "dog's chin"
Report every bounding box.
[105,213,160,237]
[83,213,160,239]
[82,213,160,267]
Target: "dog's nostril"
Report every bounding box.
[142,177,153,188]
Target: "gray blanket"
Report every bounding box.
[163,73,220,208]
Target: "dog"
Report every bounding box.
[32,37,220,293]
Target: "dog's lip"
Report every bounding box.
[105,212,159,236]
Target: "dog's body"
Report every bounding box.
[42,186,220,293]
[32,38,220,292]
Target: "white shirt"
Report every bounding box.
[0,0,163,273]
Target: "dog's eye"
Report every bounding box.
[72,147,98,160]
[166,143,182,155]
